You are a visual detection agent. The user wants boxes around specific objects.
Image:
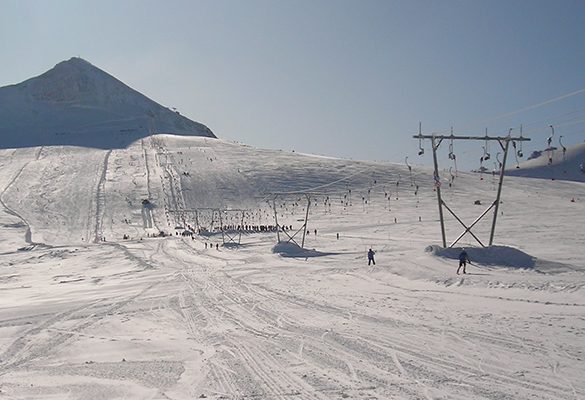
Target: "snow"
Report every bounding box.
[0,58,215,149]
[0,134,584,399]
[427,245,536,269]
[507,141,585,183]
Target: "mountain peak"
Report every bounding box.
[56,56,94,68]
[30,57,119,103]
[48,57,98,76]
[0,58,215,149]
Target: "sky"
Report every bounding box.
[1,0,585,170]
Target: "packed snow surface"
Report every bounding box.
[0,135,584,399]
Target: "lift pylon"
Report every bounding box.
[414,129,530,248]
[270,193,312,249]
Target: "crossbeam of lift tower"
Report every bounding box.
[414,127,530,248]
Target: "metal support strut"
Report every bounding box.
[414,129,529,248]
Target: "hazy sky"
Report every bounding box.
[2,0,585,169]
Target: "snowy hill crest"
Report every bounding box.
[507,141,585,182]
[0,57,215,148]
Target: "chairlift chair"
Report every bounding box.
[547,125,555,165]
[559,135,567,160]
[517,126,524,158]
[512,141,520,168]
[483,130,491,161]
[418,137,425,156]
[448,134,458,176]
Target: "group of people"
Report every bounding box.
[366,247,471,275]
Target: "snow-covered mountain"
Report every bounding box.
[507,141,585,182]
[0,61,584,398]
[0,58,215,149]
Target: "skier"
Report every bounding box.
[367,248,376,266]
[457,248,470,275]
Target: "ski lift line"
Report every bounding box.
[519,105,585,129]
[265,164,383,197]
[452,86,585,132]
[554,117,585,130]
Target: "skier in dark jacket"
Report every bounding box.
[457,249,470,275]
[367,248,376,266]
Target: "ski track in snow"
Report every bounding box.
[93,149,112,243]
[0,135,584,399]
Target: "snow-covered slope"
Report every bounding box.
[0,58,215,149]
[507,141,585,182]
[0,136,584,399]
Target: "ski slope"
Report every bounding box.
[0,135,584,399]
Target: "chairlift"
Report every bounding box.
[517,125,524,158]
[418,136,425,156]
[448,140,455,160]
[417,122,425,156]
[405,156,414,186]
[547,125,555,165]
[517,144,524,158]
[512,141,520,168]
[559,135,567,161]
[448,133,458,175]
[479,156,484,180]
[547,125,554,149]
[496,152,503,170]
[482,146,491,161]
[483,129,491,161]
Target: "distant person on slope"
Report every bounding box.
[457,248,470,275]
[367,248,376,266]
